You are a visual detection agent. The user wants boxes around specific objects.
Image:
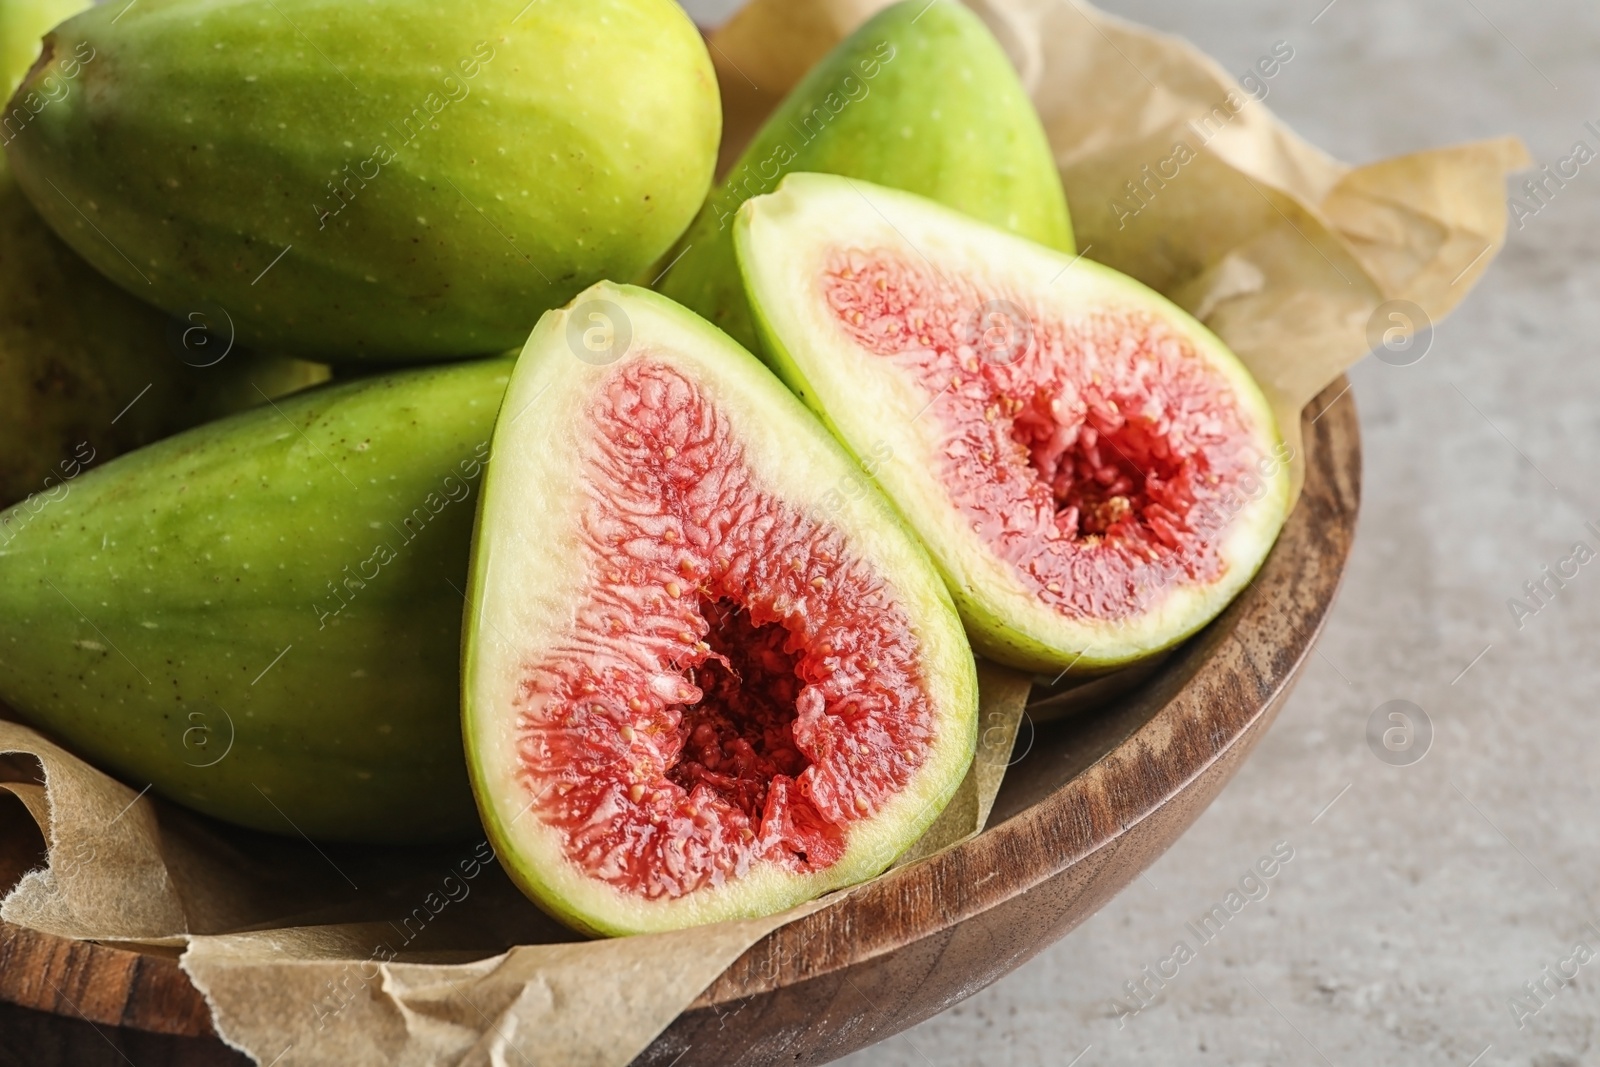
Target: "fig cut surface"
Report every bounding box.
[736,174,1291,672]
[463,283,978,937]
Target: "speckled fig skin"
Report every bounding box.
[3,0,720,363]
[0,359,512,842]
[657,0,1072,351]
[0,0,326,508]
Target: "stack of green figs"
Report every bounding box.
[0,0,1289,936]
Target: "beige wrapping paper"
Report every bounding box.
[1,664,1032,1066]
[713,0,1529,504]
[1,0,1525,1063]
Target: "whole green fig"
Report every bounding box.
[656,0,1073,351]
[0,0,326,509]
[0,359,512,842]
[3,0,720,363]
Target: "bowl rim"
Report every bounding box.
[0,379,1362,1065]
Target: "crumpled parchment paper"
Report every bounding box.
[713,0,1527,504]
[0,662,1032,1066]
[1,0,1526,1063]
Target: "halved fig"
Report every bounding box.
[464,283,978,936]
[735,174,1291,673]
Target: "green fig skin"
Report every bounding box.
[0,172,329,509]
[656,0,1073,351]
[0,359,513,842]
[3,0,720,363]
[0,0,327,509]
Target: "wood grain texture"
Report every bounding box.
[0,381,1360,1067]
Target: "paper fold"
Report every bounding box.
[2,661,1032,1066]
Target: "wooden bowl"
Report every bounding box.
[0,381,1360,1067]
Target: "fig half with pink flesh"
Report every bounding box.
[463,283,978,937]
[735,174,1291,673]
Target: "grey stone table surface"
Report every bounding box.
[684,0,1598,1064]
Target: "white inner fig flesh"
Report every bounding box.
[736,174,1291,671]
[465,284,977,936]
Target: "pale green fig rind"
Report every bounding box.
[656,0,1072,352]
[463,282,978,937]
[735,174,1290,674]
[0,359,513,841]
[0,0,85,91]
[4,0,719,362]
